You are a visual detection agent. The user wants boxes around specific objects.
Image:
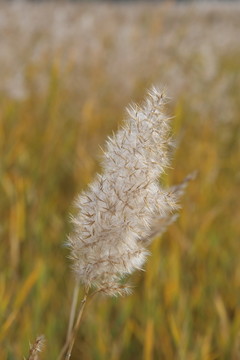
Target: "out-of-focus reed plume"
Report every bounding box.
[26,335,45,360]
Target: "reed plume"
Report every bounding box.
[26,335,45,360]
[68,87,189,296]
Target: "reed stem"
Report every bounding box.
[64,286,89,359]
[57,286,89,360]
[66,281,80,343]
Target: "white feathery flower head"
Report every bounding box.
[68,87,189,296]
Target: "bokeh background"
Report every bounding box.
[1,1,240,359]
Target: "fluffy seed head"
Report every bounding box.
[68,88,188,296]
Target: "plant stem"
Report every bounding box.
[57,286,89,360]
[66,281,80,343]
[64,286,89,359]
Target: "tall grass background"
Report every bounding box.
[0,2,240,359]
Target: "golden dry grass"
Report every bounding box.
[0,2,240,359]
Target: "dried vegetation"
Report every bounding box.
[0,2,240,359]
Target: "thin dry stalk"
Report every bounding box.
[65,286,89,359]
[57,286,89,360]
[66,281,80,343]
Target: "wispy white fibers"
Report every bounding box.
[68,88,187,296]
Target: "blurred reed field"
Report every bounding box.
[0,2,240,359]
